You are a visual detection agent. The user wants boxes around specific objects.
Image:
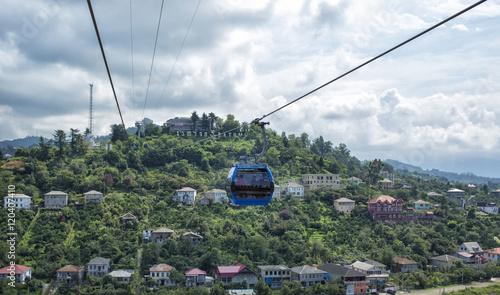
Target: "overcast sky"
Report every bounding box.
[1,0,499,177]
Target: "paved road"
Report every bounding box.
[395,278,499,295]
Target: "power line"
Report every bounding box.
[86,0,126,129]
[142,0,165,119]
[168,0,488,151]
[254,0,488,123]
[153,0,203,113]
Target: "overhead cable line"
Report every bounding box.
[166,0,488,152]
[87,0,126,129]
[253,0,488,123]
[142,0,166,119]
[130,0,136,122]
[153,0,203,113]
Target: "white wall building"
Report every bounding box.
[174,187,197,205]
[205,189,227,203]
[283,183,305,198]
[4,194,31,210]
[44,191,68,208]
[301,174,341,189]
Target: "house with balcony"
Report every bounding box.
[491,189,500,197]
[367,195,404,222]
[108,269,134,283]
[44,191,68,208]
[455,242,486,267]
[477,202,498,214]
[301,174,341,189]
[87,257,111,278]
[205,189,227,203]
[378,178,393,189]
[334,197,355,214]
[151,227,174,244]
[318,263,368,294]
[257,265,291,289]
[150,264,175,287]
[0,264,32,284]
[215,263,258,289]
[283,183,305,198]
[290,265,326,288]
[392,257,418,273]
[447,188,466,209]
[84,190,103,203]
[414,200,430,210]
[174,187,197,205]
[185,268,206,287]
[57,265,84,286]
[3,194,31,210]
[351,261,389,291]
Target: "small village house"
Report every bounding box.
[3,194,31,210]
[57,265,85,286]
[174,187,197,205]
[151,227,174,244]
[334,197,355,214]
[392,257,418,273]
[44,191,68,208]
[150,264,175,287]
[318,263,367,294]
[290,265,326,288]
[0,264,32,284]
[108,269,134,283]
[257,265,291,289]
[84,190,103,203]
[87,257,111,278]
[185,268,206,287]
[215,264,258,289]
[205,188,227,203]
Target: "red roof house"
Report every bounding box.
[215,263,258,288]
[185,268,206,287]
[0,264,32,284]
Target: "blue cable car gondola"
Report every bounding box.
[226,121,274,205]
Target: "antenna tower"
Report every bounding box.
[88,83,94,140]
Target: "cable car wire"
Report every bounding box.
[141,0,488,153]
[142,0,166,119]
[153,0,203,114]
[253,0,488,123]
[86,0,126,129]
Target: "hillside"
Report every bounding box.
[385,159,500,186]
[1,117,500,294]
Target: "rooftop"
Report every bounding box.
[0,264,31,274]
[58,265,84,272]
[150,264,174,272]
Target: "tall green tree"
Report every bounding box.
[111,124,128,143]
[191,111,200,132]
[53,129,67,158]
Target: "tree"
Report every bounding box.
[254,280,271,295]
[53,129,67,158]
[201,112,210,132]
[310,136,333,156]
[69,128,80,153]
[111,124,128,143]
[366,159,384,186]
[191,111,200,131]
[208,112,218,130]
[222,114,240,132]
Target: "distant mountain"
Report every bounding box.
[0,136,40,154]
[385,159,500,184]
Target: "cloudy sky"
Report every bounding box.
[1,0,499,177]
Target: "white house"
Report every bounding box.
[301,174,341,189]
[150,264,175,287]
[477,202,498,214]
[84,190,103,203]
[4,194,31,210]
[174,187,197,205]
[0,264,32,284]
[205,189,227,203]
[447,188,466,209]
[44,191,68,208]
[283,183,305,198]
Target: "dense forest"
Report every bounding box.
[1,113,500,295]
